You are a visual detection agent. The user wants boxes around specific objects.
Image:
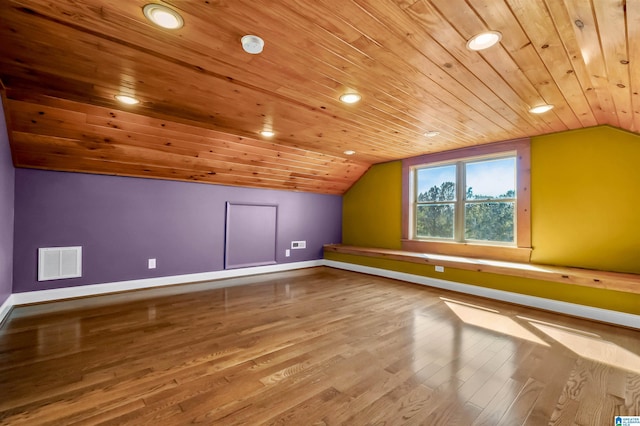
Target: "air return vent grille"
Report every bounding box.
[38,246,82,281]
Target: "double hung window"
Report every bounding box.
[402,139,531,261]
[414,155,516,244]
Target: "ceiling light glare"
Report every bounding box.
[466,31,502,51]
[343,150,356,155]
[242,35,265,54]
[115,94,140,105]
[260,130,275,137]
[143,4,184,30]
[424,131,440,138]
[529,104,554,114]
[339,93,361,104]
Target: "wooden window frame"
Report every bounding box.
[402,138,532,262]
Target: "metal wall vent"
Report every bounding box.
[38,246,83,281]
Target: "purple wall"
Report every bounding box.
[13,169,342,292]
[0,101,14,305]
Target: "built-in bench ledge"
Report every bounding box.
[323,244,640,295]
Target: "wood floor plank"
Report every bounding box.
[1,266,639,425]
[523,352,576,425]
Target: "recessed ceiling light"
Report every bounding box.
[143,4,184,30]
[115,94,140,105]
[340,93,361,104]
[343,150,356,155]
[466,31,502,51]
[529,104,554,114]
[241,35,265,54]
[424,131,440,138]
[260,130,275,137]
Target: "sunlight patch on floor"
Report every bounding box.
[528,320,640,374]
[442,299,548,346]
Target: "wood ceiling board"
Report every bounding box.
[400,1,559,134]
[592,0,633,130]
[10,121,360,184]
[353,0,542,136]
[627,0,640,132]
[3,0,469,146]
[248,0,517,145]
[0,7,366,135]
[504,0,598,127]
[1,0,536,141]
[7,100,370,175]
[11,131,355,190]
[428,0,575,132]
[1,0,556,140]
[542,0,608,124]
[561,0,620,128]
[1,0,639,193]
[6,98,368,193]
[7,94,368,173]
[11,143,352,194]
[325,1,520,138]
[482,0,598,127]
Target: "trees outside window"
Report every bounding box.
[414,156,516,244]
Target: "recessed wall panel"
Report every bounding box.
[225,203,277,270]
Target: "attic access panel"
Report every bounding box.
[224,202,277,270]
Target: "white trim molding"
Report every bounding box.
[10,260,323,307]
[2,259,638,330]
[0,294,14,325]
[324,260,640,330]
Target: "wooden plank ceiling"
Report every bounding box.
[0,0,637,194]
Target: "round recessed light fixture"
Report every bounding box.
[260,130,275,137]
[241,35,265,54]
[339,93,361,104]
[424,131,440,138]
[115,94,140,105]
[143,4,184,29]
[529,104,554,114]
[343,150,356,155]
[466,31,502,51]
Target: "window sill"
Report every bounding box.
[401,239,532,263]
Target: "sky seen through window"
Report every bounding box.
[417,157,515,198]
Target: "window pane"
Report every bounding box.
[465,157,515,200]
[416,204,454,239]
[465,202,514,242]
[416,165,456,202]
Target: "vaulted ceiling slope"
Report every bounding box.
[0,0,638,194]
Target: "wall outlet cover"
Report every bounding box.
[435,265,444,273]
[285,249,291,257]
[148,258,157,269]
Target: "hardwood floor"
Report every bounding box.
[1,267,639,425]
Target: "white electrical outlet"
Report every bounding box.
[291,241,306,249]
[435,265,444,273]
[148,258,156,269]
[285,249,290,257]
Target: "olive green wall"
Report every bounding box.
[530,126,640,273]
[336,125,640,313]
[342,161,402,250]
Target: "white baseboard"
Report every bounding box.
[11,260,323,307]
[3,259,638,330]
[324,260,640,330]
[0,294,14,325]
